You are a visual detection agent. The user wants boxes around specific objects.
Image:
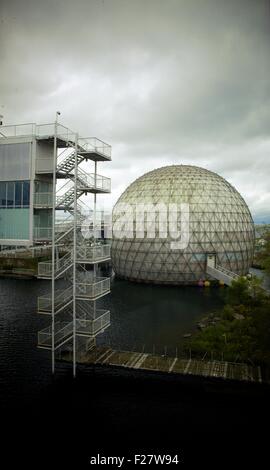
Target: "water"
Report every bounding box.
[250,267,270,290]
[0,277,225,404]
[100,279,226,354]
[0,276,268,464]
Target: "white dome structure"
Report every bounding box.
[111,165,255,285]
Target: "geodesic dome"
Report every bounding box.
[111,165,255,285]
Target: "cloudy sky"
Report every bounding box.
[1,0,270,221]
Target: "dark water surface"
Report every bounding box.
[100,278,226,353]
[0,277,269,465]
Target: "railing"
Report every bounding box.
[56,188,74,208]
[38,321,73,349]
[38,311,110,348]
[216,264,240,279]
[34,223,76,241]
[78,137,111,159]
[38,285,73,313]
[38,250,72,278]
[76,300,92,316]
[55,178,74,205]
[76,244,111,263]
[0,245,65,258]
[56,149,86,173]
[95,174,111,192]
[76,277,110,299]
[206,264,240,286]
[57,151,76,173]
[36,123,77,143]
[55,220,74,232]
[76,168,111,192]
[55,171,110,207]
[0,123,36,138]
[33,227,52,240]
[0,122,76,142]
[55,221,74,242]
[0,246,32,258]
[76,311,110,336]
[34,192,53,207]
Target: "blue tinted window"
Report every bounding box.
[7,182,14,207]
[0,181,30,208]
[0,182,6,207]
[22,181,30,207]
[15,182,22,207]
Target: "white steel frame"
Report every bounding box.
[34,116,111,377]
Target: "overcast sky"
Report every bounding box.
[1,0,270,221]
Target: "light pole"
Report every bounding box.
[51,110,61,375]
[73,132,78,378]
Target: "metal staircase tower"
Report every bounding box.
[36,118,112,377]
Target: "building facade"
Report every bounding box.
[0,124,55,247]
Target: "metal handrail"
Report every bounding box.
[76,311,110,336]
[38,250,72,277]
[0,245,53,258]
[0,122,76,140]
[34,192,53,206]
[215,264,240,279]
[38,285,73,313]
[38,311,110,347]
[78,137,111,158]
[77,244,111,262]
[76,277,110,299]
[0,123,36,138]
[0,124,112,162]
[56,172,110,209]
[38,321,73,348]
[56,178,73,196]
[36,123,77,142]
[76,167,111,192]
[33,227,52,240]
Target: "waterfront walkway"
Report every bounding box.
[62,346,265,384]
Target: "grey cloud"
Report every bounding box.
[0,0,270,221]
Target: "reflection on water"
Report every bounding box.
[2,269,268,392]
[0,274,268,460]
[98,278,226,355]
[0,277,225,396]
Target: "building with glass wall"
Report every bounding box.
[0,122,111,250]
[0,133,51,246]
[0,124,66,247]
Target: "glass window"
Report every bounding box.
[15,182,22,207]
[0,180,30,208]
[0,182,6,207]
[22,181,30,207]
[7,182,14,207]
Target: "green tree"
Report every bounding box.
[226,277,250,306]
[186,276,270,366]
[258,231,270,275]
